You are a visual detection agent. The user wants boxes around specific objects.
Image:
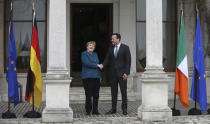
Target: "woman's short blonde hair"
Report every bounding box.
[86,41,96,47]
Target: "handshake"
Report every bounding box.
[97,64,103,70]
[97,64,128,80]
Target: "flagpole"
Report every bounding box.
[32,2,35,113]
[23,2,41,118]
[194,4,198,111]
[173,93,176,109]
[8,0,13,113]
[188,70,201,115]
[194,70,197,110]
[171,2,183,116]
[188,5,202,115]
[8,99,10,112]
[2,0,17,119]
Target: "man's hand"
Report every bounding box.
[123,73,128,80]
[97,64,103,70]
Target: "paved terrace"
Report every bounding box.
[0,100,210,124]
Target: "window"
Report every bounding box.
[136,0,176,72]
[4,0,47,72]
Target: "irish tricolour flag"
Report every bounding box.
[174,11,189,108]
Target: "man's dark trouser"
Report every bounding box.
[82,78,100,113]
[110,72,127,112]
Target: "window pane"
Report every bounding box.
[163,23,176,69]
[5,22,32,70]
[37,22,47,70]
[163,0,176,21]
[137,0,175,21]
[5,0,47,72]
[5,22,46,71]
[5,0,46,20]
[136,0,176,71]
[136,0,146,21]
[136,23,146,69]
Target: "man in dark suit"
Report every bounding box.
[98,33,131,115]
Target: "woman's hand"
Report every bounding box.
[97,64,103,70]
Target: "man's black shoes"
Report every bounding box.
[105,110,128,115]
[86,112,90,115]
[123,110,127,115]
[92,111,100,115]
[105,110,116,114]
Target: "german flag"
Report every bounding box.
[25,9,42,108]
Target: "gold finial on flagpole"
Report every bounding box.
[196,2,198,12]
[11,1,13,11]
[32,2,35,11]
[180,1,183,11]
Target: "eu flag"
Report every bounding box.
[190,10,207,112]
[6,13,19,106]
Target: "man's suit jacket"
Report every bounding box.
[103,43,131,78]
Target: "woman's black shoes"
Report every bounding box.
[86,111,100,115]
[92,111,100,115]
[105,110,116,114]
[86,112,90,115]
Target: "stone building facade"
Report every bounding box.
[0,0,210,122]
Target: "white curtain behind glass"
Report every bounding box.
[5,0,46,71]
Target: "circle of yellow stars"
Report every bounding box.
[198,74,206,80]
[6,60,16,71]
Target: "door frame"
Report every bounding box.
[70,3,113,75]
[66,0,119,77]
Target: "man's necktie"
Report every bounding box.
[114,45,118,58]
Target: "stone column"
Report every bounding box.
[66,0,70,75]
[42,0,73,123]
[137,0,172,121]
[0,0,4,76]
[119,0,136,93]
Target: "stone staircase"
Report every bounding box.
[69,72,136,102]
[69,87,136,102]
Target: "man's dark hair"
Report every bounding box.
[112,33,121,41]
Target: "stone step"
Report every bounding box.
[69,87,136,101]
[0,87,136,102]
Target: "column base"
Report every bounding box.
[43,69,72,123]
[42,107,73,123]
[138,68,172,122]
[138,105,172,121]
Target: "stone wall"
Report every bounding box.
[1,0,210,103]
[0,0,5,102]
[134,0,210,102]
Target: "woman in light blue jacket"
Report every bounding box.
[81,41,101,115]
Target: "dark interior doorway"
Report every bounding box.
[70,4,113,87]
